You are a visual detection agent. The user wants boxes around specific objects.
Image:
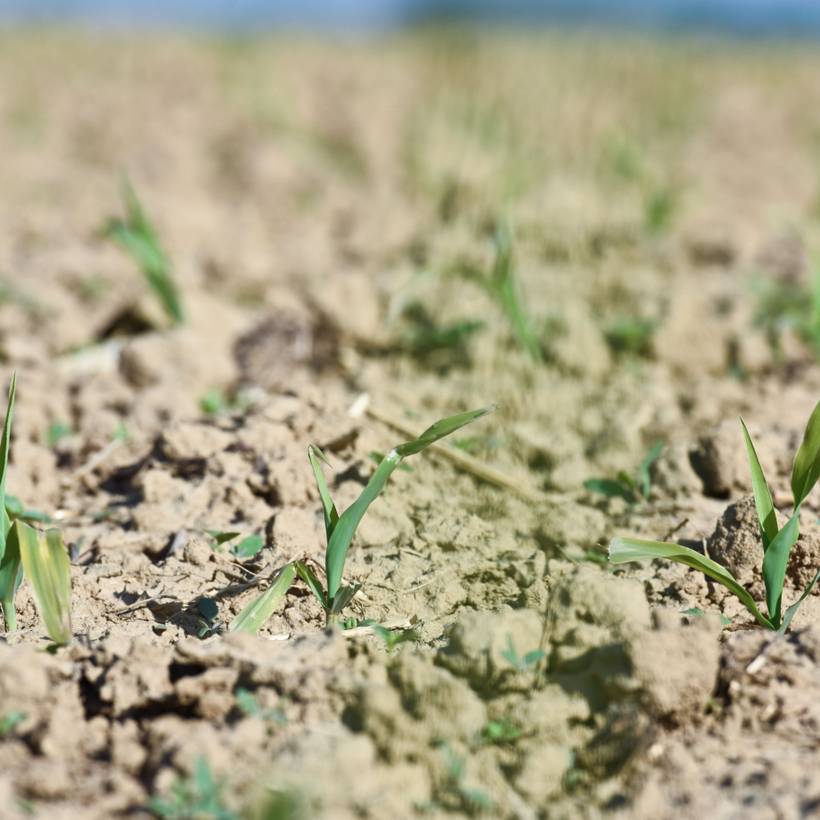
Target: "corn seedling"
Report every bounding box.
[584,441,664,504]
[230,407,492,632]
[610,400,820,632]
[102,177,184,325]
[148,757,237,820]
[0,374,72,644]
[458,222,542,362]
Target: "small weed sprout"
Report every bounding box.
[0,374,72,644]
[0,710,25,738]
[584,441,664,504]
[148,757,236,820]
[235,688,287,725]
[480,718,522,745]
[438,743,494,814]
[102,177,184,325]
[604,316,657,358]
[230,406,492,632]
[610,400,820,632]
[500,634,546,673]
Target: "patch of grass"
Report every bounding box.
[102,177,184,325]
[0,374,72,644]
[584,441,664,504]
[148,757,236,820]
[230,406,492,632]
[610,400,820,632]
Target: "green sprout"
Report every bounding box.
[148,757,236,820]
[230,406,492,631]
[480,718,522,745]
[459,222,542,362]
[584,442,664,504]
[500,634,545,673]
[438,743,494,814]
[235,688,287,725]
[610,400,820,632]
[397,302,484,363]
[45,421,73,448]
[0,710,25,738]
[370,623,421,650]
[102,177,184,325]
[0,374,72,644]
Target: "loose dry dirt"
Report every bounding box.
[1,28,820,819]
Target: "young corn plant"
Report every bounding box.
[0,374,72,644]
[102,177,184,325]
[610,400,820,633]
[230,406,492,631]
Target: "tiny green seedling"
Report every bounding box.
[438,743,494,814]
[397,302,484,362]
[0,710,25,738]
[195,597,222,639]
[230,406,492,632]
[148,756,236,820]
[500,634,545,673]
[205,530,264,560]
[584,442,664,504]
[610,400,820,632]
[102,177,184,325]
[370,623,421,650]
[235,688,287,725]
[0,374,72,644]
[45,421,73,448]
[480,718,522,745]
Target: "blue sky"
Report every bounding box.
[3,0,820,35]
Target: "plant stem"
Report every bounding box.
[1,599,16,632]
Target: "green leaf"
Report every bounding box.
[779,566,820,634]
[324,407,492,601]
[740,418,779,549]
[103,177,184,325]
[293,560,328,610]
[638,441,664,498]
[229,563,296,635]
[329,583,360,615]
[760,510,801,627]
[394,406,493,458]
[0,373,16,561]
[308,445,339,540]
[232,534,264,560]
[609,536,773,629]
[791,399,820,507]
[681,606,732,627]
[205,530,241,548]
[17,523,72,645]
[584,477,636,503]
[0,522,21,632]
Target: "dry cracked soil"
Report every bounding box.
[1,28,820,820]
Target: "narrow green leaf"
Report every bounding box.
[638,441,664,499]
[791,399,820,507]
[308,445,339,540]
[760,510,801,627]
[325,453,401,600]
[0,372,17,560]
[293,560,328,610]
[329,584,360,615]
[326,407,492,599]
[583,478,636,503]
[17,523,72,645]
[740,418,779,549]
[394,406,493,458]
[0,521,22,632]
[609,536,773,629]
[232,534,264,560]
[229,563,296,635]
[103,177,184,324]
[779,566,820,634]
